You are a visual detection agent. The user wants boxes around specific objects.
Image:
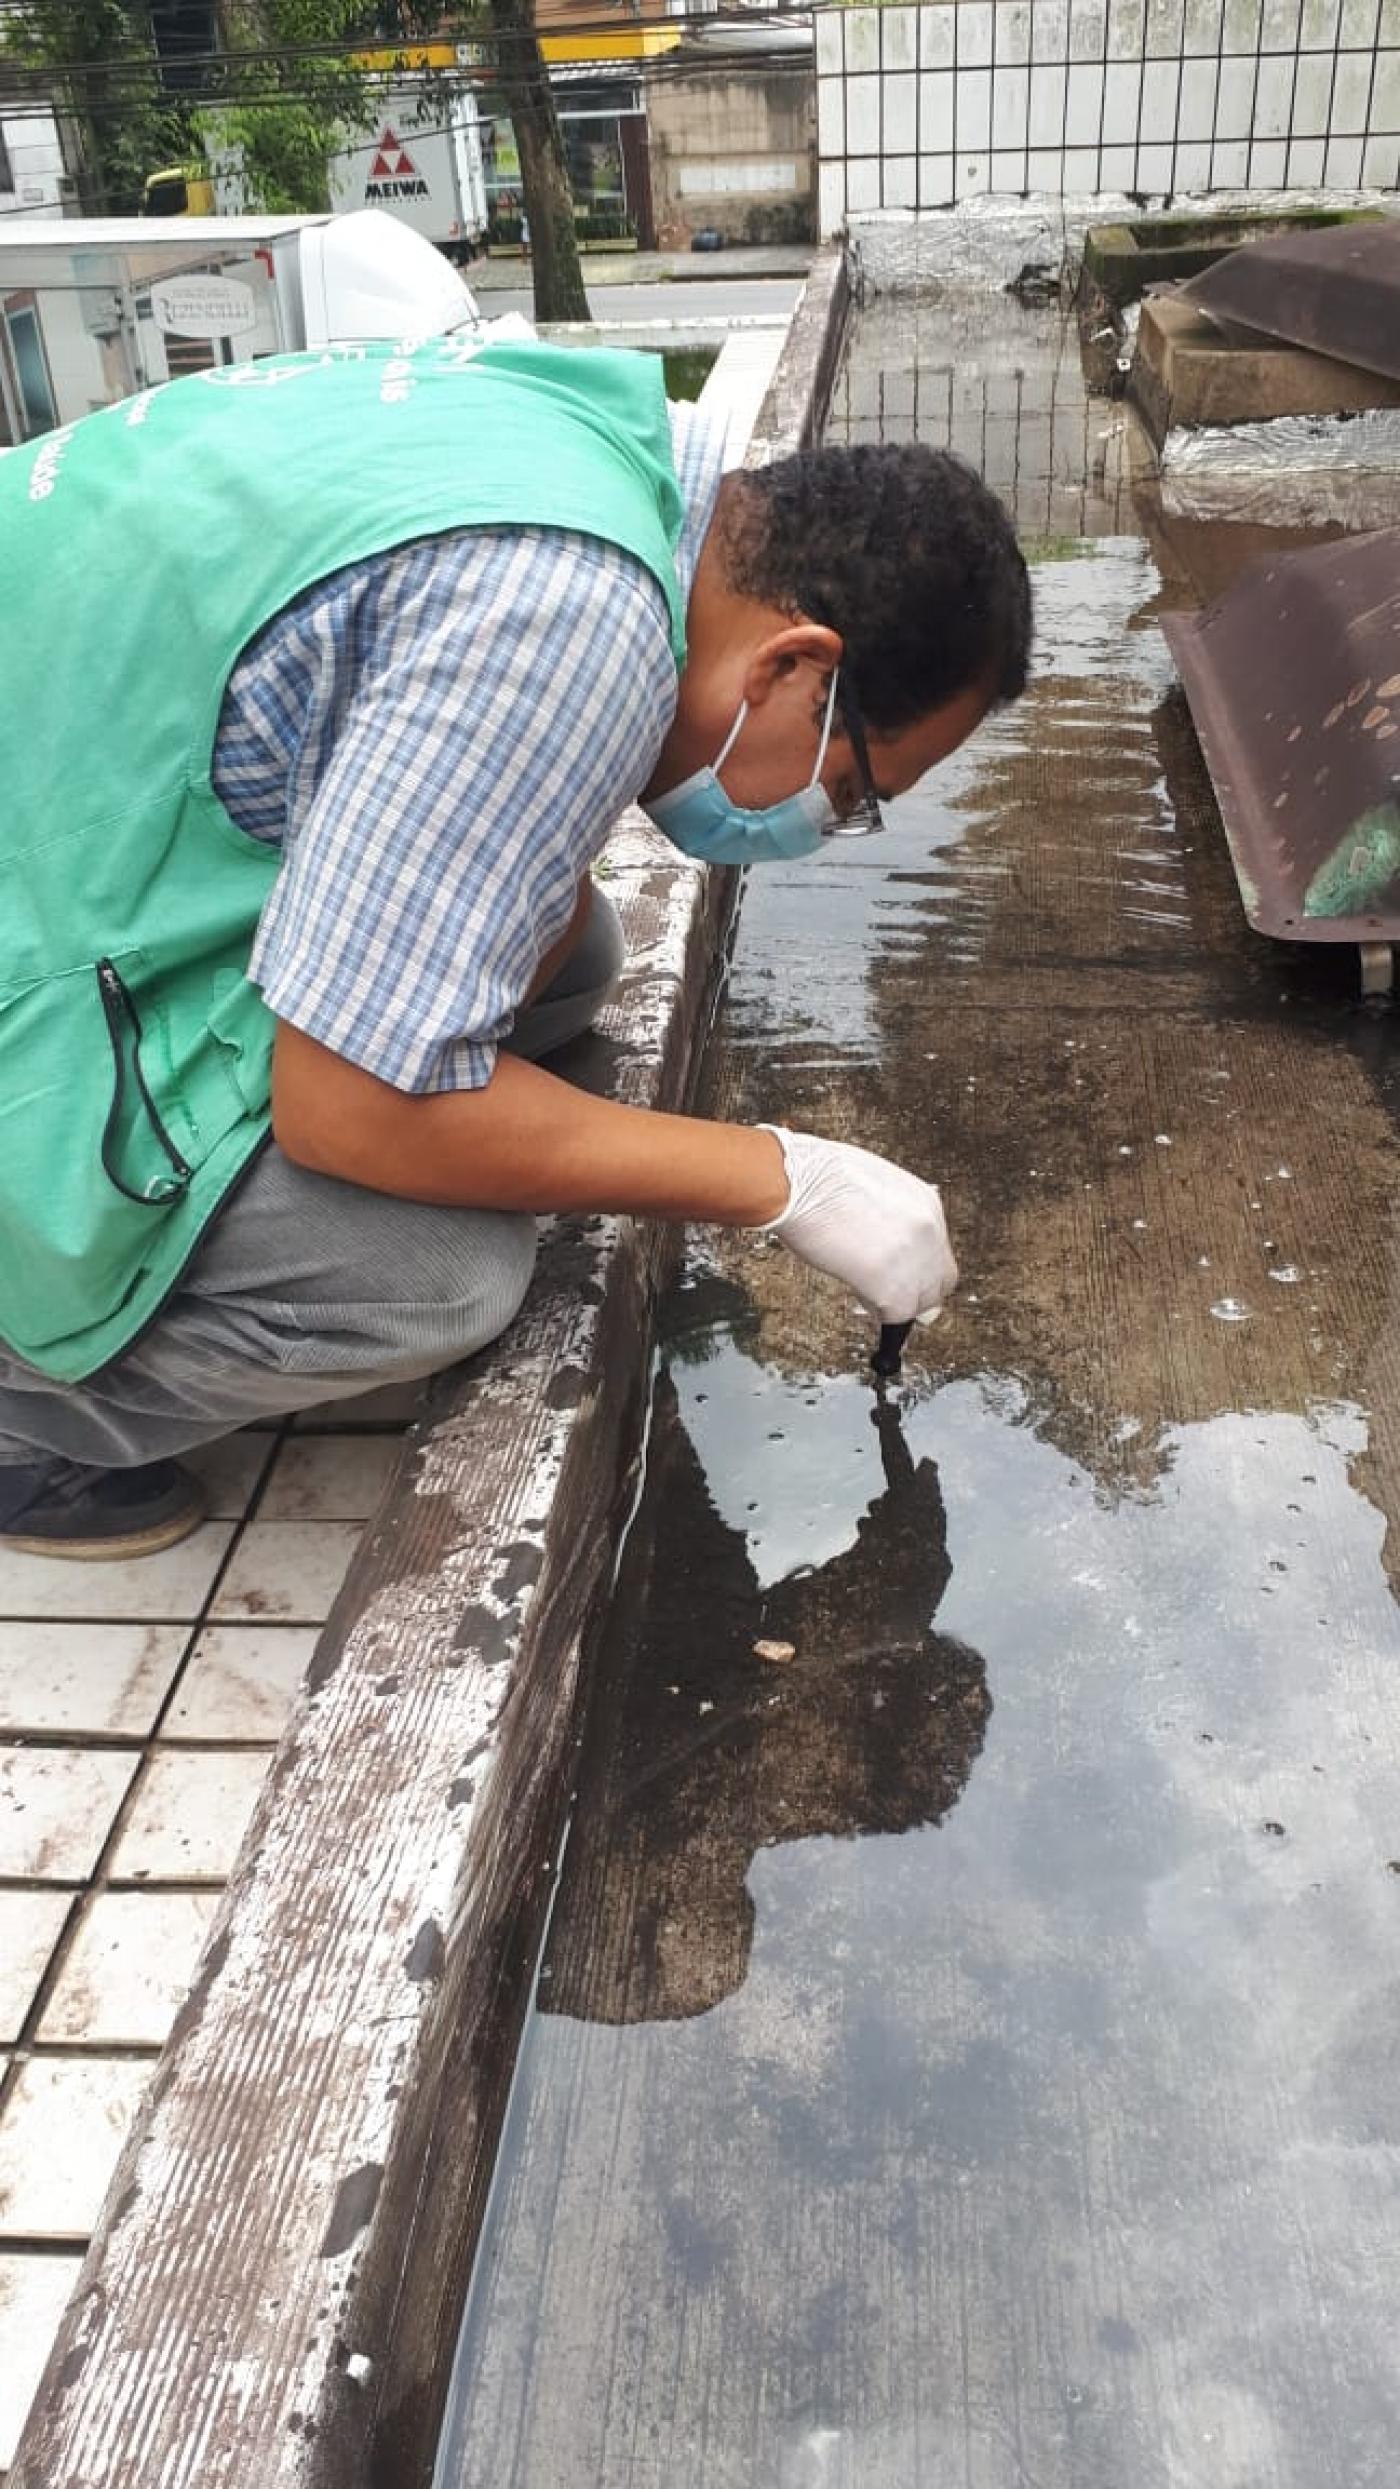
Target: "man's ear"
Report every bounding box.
[741,620,844,710]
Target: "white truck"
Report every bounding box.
[0,207,483,442]
[0,103,74,221]
[326,88,489,263]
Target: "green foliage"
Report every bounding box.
[203,0,379,213]
[660,347,717,403]
[1021,533,1094,566]
[1,0,383,216]
[490,208,634,245]
[572,210,634,243]
[1,0,193,210]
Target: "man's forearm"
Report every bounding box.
[272,1025,791,1227]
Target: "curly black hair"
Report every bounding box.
[719,442,1032,736]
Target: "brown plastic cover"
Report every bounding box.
[1163,528,1400,943]
[1179,222,1400,382]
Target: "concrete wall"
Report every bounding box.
[648,58,816,246]
[815,0,1400,233]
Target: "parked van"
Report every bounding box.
[327,88,488,262]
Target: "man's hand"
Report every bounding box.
[758,1125,958,1324]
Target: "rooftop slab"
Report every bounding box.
[435,295,1400,2489]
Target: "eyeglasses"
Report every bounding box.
[827,674,886,838]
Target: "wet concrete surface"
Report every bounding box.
[433,298,1400,2488]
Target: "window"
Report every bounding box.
[5,306,59,437]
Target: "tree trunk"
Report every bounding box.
[487,0,590,325]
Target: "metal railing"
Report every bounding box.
[815,0,1400,230]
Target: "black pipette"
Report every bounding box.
[870,1320,913,1380]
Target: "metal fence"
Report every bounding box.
[815,0,1400,231]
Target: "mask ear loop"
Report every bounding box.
[809,668,840,788]
[713,700,750,779]
[713,666,842,788]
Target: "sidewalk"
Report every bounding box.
[469,244,814,292]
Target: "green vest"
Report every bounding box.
[0,338,686,1382]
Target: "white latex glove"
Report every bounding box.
[757,1125,958,1325]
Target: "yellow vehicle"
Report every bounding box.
[142,163,217,218]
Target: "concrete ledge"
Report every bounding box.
[9,247,849,2489]
[745,245,848,461]
[845,192,1400,298]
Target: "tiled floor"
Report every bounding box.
[0,1386,419,2472]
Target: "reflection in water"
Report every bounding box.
[436,1361,1400,2489]
[543,1367,988,2026]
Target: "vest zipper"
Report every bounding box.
[96,958,193,1202]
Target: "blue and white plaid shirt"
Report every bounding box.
[214,399,725,1094]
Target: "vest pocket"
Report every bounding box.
[96,958,193,1205]
[0,950,194,1357]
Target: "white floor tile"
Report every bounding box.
[260,1435,401,1522]
[108,1749,269,1884]
[0,1895,72,2044]
[0,2249,84,2467]
[0,1748,138,1882]
[37,1891,219,2047]
[210,1522,364,1625]
[182,1433,276,1520]
[0,1622,187,1738]
[162,1625,318,1743]
[0,2057,151,2241]
[0,1524,235,1624]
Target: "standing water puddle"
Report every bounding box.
[434,299,1400,2488]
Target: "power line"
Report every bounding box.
[0,37,814,214]
[1,52,814,121]
[0,3,817,87]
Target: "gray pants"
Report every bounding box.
[0,889,628,1470]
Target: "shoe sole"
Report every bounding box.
[0,1506,205,1562]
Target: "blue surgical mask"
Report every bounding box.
[645,671,844,867]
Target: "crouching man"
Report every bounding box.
[0,336,1029,1556]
